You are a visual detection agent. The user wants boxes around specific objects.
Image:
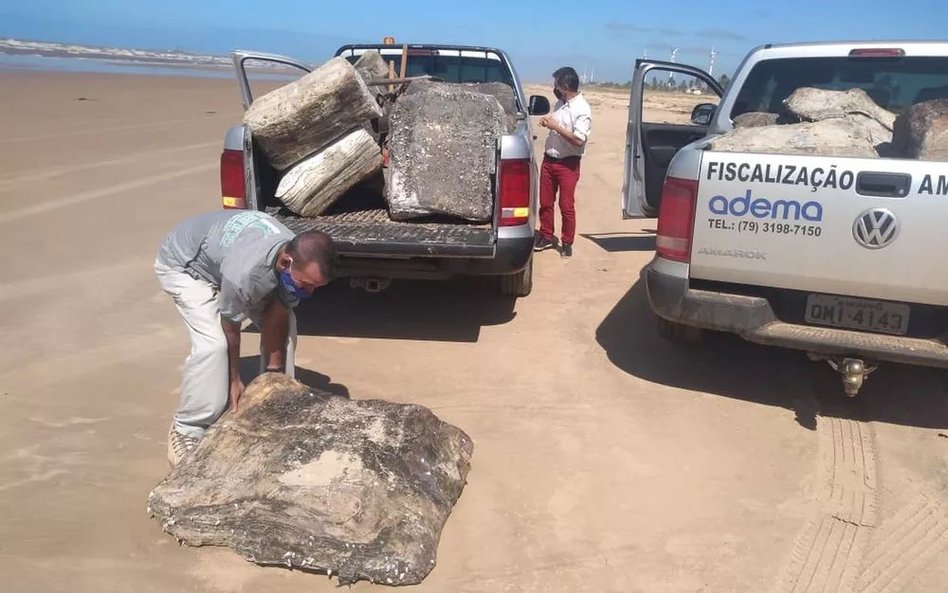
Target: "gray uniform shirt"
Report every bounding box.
[157,210,298,323]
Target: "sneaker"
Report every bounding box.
[167,426,199,467]
[534,234,556,252]
[560,244,573,258]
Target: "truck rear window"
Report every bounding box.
[344,52,515,87]
[731,56,948,118]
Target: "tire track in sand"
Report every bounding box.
[856,493,948,593]
[772,359,878,593]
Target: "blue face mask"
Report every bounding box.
[279,269,312,301]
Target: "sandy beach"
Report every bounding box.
[1,69,946,593]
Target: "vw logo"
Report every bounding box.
[853,208,899,249]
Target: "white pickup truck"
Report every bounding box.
[622,41,948,394]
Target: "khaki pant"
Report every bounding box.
[154,259,296,438]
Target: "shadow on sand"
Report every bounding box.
[596,274,948,430]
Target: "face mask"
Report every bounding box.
[279,268,312,301]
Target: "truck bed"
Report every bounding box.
[258,160,496,258]
[265,205,495,257]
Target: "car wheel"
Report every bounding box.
[500,257,533,297]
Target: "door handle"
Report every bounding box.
[856,172,911,198]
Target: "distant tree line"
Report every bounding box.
[584,73,732,92]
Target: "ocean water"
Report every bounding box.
[0,53,299,81]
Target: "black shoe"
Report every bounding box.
[560,244,573,258]
[533,234,556,252]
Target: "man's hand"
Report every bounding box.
[540,116,571,138]
[541,115,585,148]
[229,378,245,413]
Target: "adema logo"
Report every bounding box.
[708,190,823,222]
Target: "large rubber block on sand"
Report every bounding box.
[148,374,473,586]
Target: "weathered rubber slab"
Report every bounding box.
[276,128,383,217]
[720,87,895,157]
[386,83,506,222]
[244,57,382,171]
[147,373,474,586]
[404,80,519,131]
[354,50,390,86]
[711,117,885,158]
[892,99,948,161]
[785,87,896,131]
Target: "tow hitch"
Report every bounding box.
[350,277,392,293]
[808,354,877,396]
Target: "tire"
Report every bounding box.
[656,316,703,342]
[500,257,533,297]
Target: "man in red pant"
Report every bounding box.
[534,66,592,258]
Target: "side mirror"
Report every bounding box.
[691,103,717,126]
[528,95,551,116]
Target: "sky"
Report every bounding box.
[2,0,947,82]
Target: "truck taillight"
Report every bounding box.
[656,177,698,263]
[498,158,530,227]
[220,149,247,209]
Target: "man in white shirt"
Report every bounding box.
[534,66,592,258]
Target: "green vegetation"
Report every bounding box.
[582,72,732,93]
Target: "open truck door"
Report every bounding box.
[231,50,313,109]
[621,59,724,218]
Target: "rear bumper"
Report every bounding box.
[336,235,533,280]
[645,259,948,369]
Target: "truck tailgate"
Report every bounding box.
[691,152,948,307]
[267,207,496,257]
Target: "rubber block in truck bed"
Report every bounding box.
[386,83,506,222]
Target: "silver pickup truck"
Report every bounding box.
[623,41,948,394]
[221,44,551,296]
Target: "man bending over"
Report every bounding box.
[154,210,334,466]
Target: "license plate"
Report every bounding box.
[805,294,910,335]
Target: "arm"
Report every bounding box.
[221,317,245,412]
[259,298,290,372]
[545,119,587,147]
[540,113,590,147]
